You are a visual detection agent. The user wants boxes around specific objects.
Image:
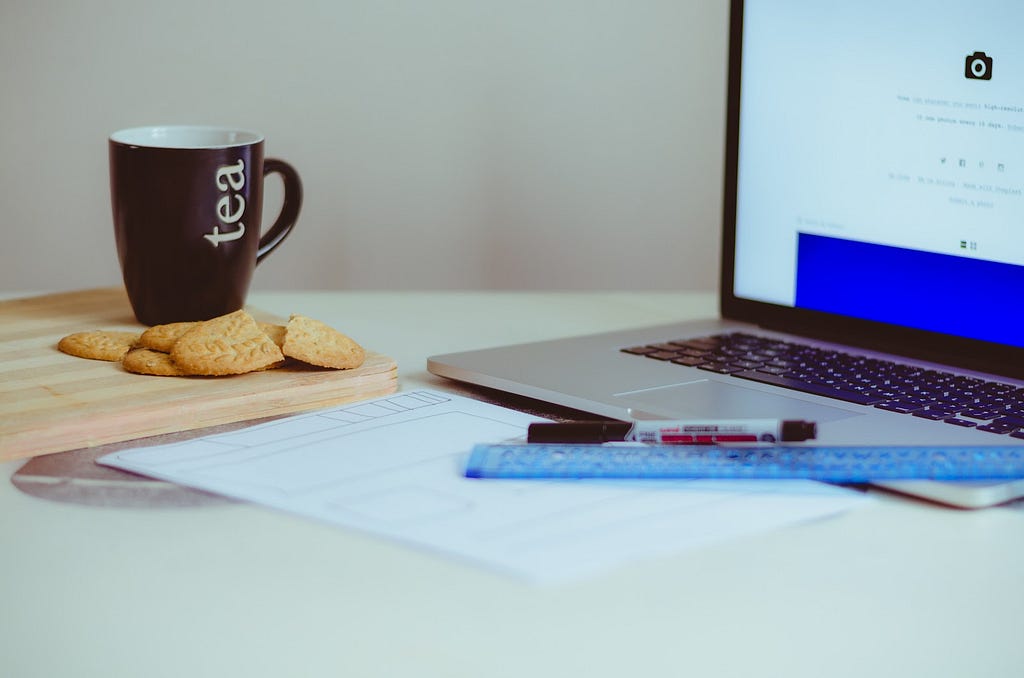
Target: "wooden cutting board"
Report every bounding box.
[0,288,398,461]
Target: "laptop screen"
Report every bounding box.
[724,0,1024,363]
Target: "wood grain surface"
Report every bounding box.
[0,288,398,461]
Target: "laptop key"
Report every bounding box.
[730,359,765,369]
[672,338,721,351]
[997,415,1024,427]
[913,409,954,420]
[699,363,744,375]
[875,401,925,414]
[621,346,660,355]
[976,422,1018,434]
[649,343,688,351]
[961,409,1002,420]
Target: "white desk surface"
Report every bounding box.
[3,290,1022,678]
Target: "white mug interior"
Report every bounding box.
[110,125,263,149]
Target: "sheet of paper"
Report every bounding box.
[99,390,869,584]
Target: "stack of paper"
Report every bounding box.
[100,390,868,584]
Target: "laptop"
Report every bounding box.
[428,0,1024,508]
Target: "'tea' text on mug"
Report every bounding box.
[204,159,246,247]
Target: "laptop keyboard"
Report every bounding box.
[621,332,1024,439]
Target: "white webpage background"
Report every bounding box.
[99,391,867,584]
[734,0,1024,305]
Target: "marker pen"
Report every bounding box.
[527,419,816,444]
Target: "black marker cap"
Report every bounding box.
[528,421,632,443]
[781,420,817,442]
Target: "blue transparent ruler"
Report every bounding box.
[465,444,1024,482]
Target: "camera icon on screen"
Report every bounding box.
[965,51,993,80]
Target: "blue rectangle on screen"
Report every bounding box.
[794,233,1024,348]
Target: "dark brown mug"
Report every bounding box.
[109,125,301,326]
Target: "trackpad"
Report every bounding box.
[615,379,860,422]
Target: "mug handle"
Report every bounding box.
[256,158,303,264]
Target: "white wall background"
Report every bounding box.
[0,0,729,292]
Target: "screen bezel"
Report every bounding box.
[718,0,1024,380]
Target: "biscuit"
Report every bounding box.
[282,314,365,369]
[122,347,189,376]
[138,321,199,353]
[57,330,139,362]
[170,310,285,376]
